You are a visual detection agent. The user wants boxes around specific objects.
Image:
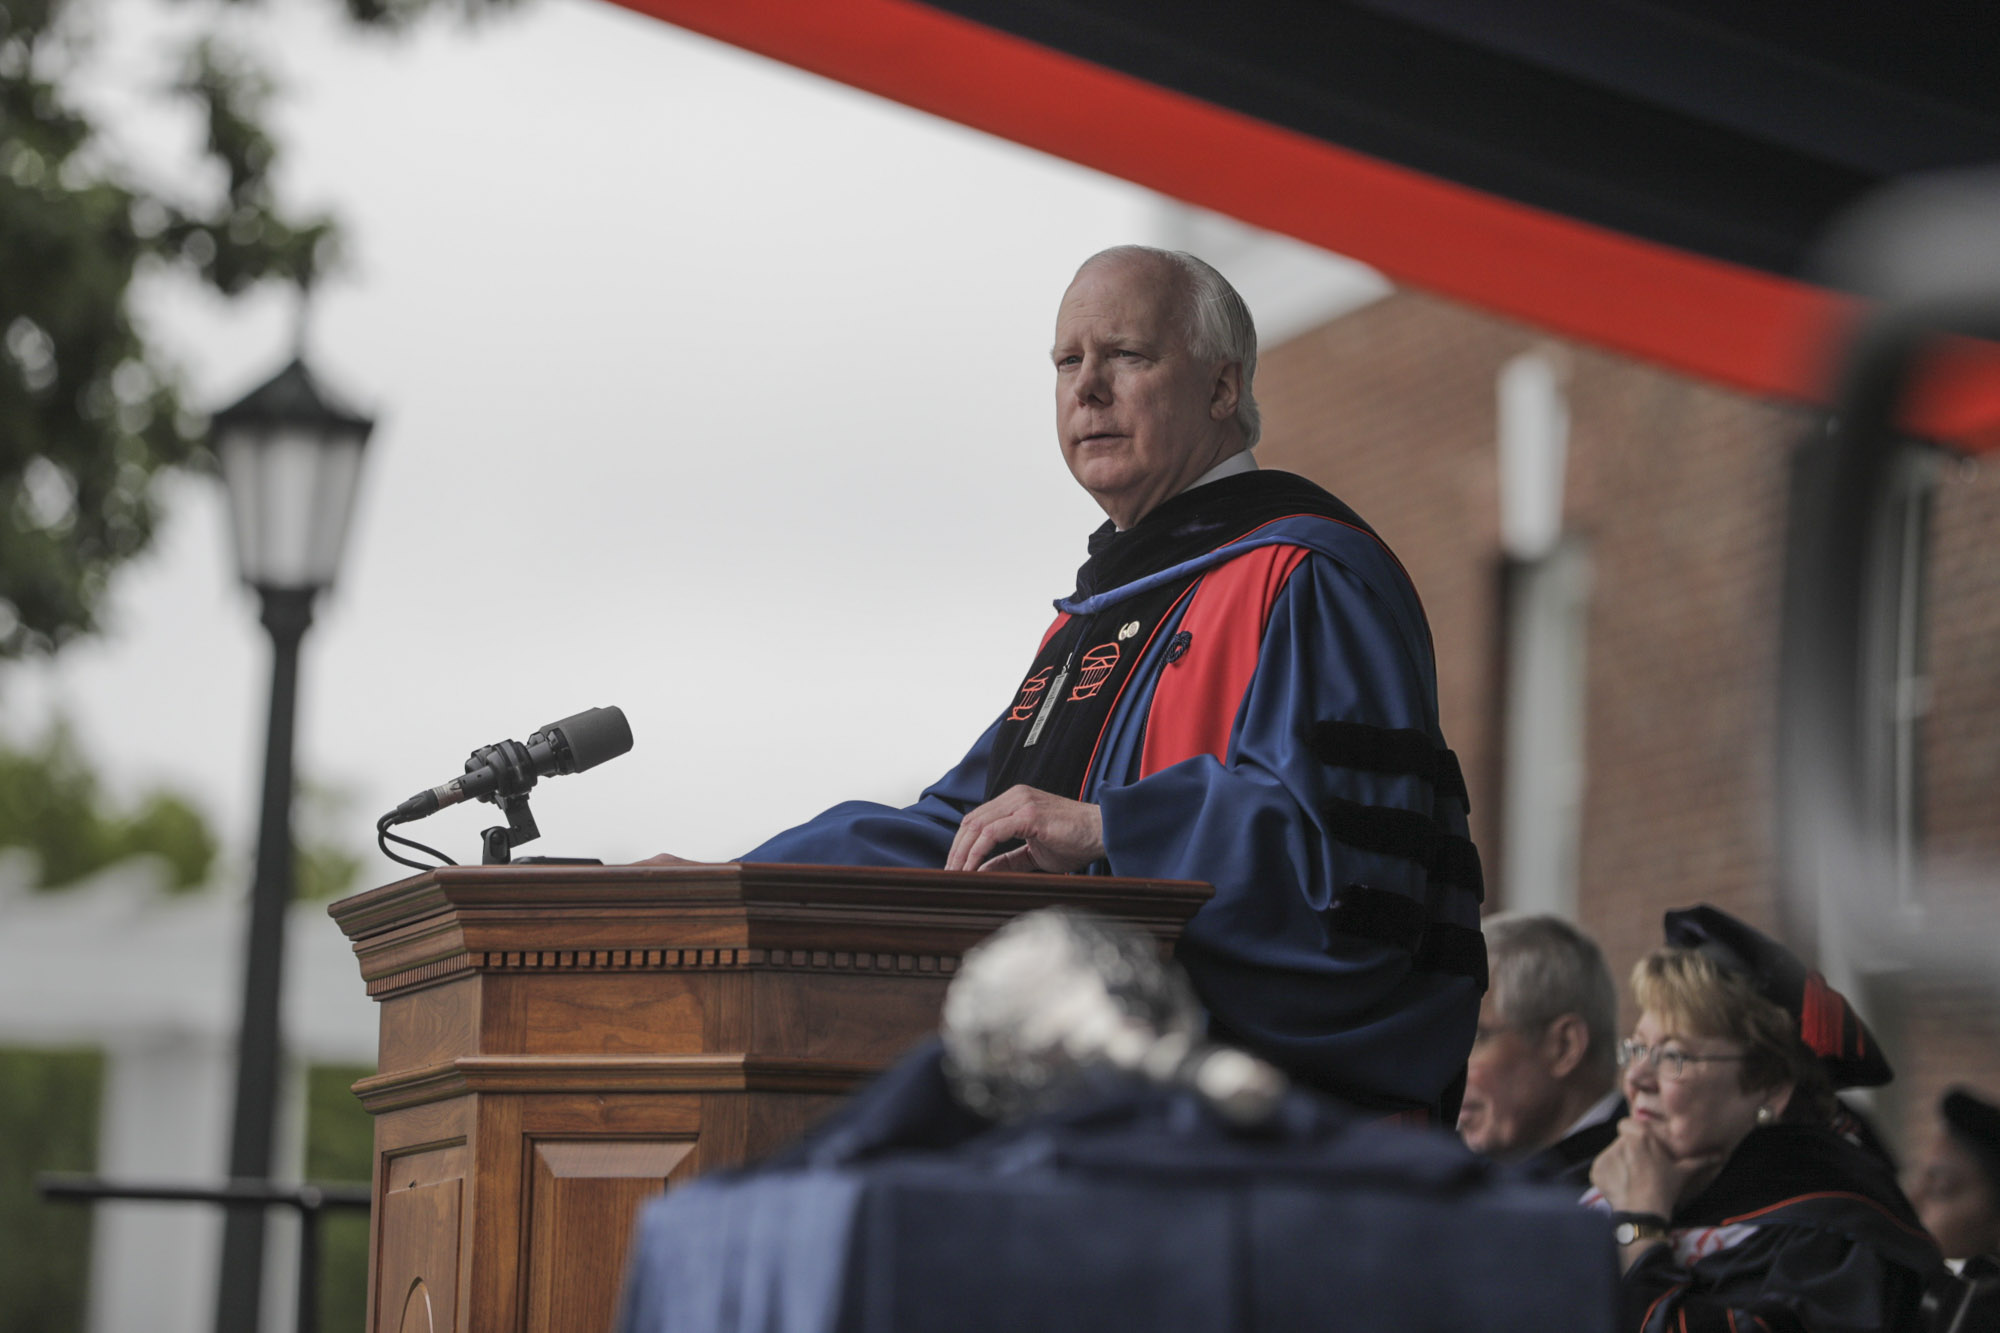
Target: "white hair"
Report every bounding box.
[1485,913,1619,1082]
[1077,245,1261,448]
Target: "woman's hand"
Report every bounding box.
[1592,1118,1726,1271]
[1593,1117,1723,1217]
[1593,1118,1682,1217]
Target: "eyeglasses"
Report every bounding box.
[1615,1039,1749,1082]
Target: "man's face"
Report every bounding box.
[1052,258,1237,529]
[1457,991,1572,1160]
[1908,1132,2000,1260]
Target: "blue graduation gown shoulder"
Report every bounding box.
[743,511,1482,1113]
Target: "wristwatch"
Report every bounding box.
[1611,1211,1670,1246]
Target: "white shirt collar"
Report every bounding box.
[1560,1089,1625,1141]
[1189,449,1259,490]
[1115,451,1259,531]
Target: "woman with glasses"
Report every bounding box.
[1588,906,1943,1333]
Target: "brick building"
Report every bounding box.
[1253,286,2000,1157]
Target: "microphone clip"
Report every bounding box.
[460,738,541,865]
[479,786,540,865]
[469,743,598,866]
[473,784,599,866]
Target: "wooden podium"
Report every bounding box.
[330,863,1211,1333]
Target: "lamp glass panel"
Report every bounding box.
[250,429,328,588]
[218,433,266,584]
[304,439,365,590]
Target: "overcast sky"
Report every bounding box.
[5,0,1379,883]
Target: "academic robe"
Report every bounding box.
[1924,1254,2000,1332]
[617,1041,1622,1333]
[745,470,1483,1115]
[1606,1124,1945,1333]
[1525,1096,1626,1190]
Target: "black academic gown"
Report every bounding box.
[1524,1098,1625,1190]
[1617,1124,1945,1333]
[1922,1254,2000,1333]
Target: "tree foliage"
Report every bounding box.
[305,1062,375,1332]
[0,722,364,898]
[1,0,506,662]
[0,720,217,888]
[293,776,363,901]
[0,1047,101,1333]
[0,0,344,658]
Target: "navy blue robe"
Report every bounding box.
[617,1043,1620,1333]
[745,473,1482,1114]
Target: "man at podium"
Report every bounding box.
[648,246,1483,1119]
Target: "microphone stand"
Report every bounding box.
[476,789,600,867]
[480,789,541,865]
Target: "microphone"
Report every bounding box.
[385,706,633,824]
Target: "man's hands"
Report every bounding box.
[639,786,1103,875]
[945,785,1105,874]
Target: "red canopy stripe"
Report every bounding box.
[614,0,2000,451]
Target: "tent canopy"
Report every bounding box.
[618,0,2000,449]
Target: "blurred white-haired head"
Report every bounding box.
[941,907,1285,1125]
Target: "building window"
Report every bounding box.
[1860,444,1940,910]
[1496,351,1590,919]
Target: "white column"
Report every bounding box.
[1496,350,1590,919]
[86,1033,233,1333]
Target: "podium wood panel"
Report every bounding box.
[332,862,1211,1333]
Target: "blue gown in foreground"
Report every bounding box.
[618,1042,1617,1333]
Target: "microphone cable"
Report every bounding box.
[377,812,457,872]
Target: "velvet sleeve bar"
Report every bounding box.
[1096,551,1481,1112]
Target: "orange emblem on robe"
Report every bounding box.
[1007,667,1054,721]
[1067,643,1120,700]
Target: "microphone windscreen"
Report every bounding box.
[543,706,633,773]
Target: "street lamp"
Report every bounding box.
[209,356,373,1333]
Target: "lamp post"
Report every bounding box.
[209,357,373,1333]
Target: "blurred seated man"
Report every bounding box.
[645,246,1483,1119]
[1912,1088,2000,1268]
[1911,1089,2000,1330]
[1457,913,1621,1184]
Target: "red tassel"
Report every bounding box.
[1800,971,1846,1059]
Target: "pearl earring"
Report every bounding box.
[1755,1105,1775,1126]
